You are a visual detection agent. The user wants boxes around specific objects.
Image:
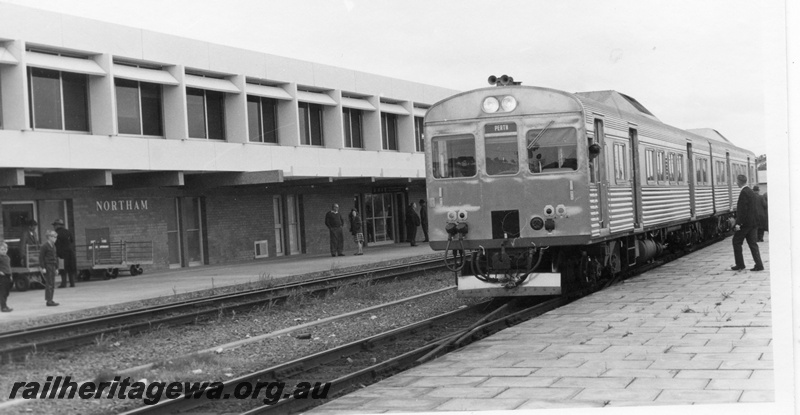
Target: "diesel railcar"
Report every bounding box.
[423,76,758,297]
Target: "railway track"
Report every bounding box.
[0,258,446,364]
[117,295,574,415]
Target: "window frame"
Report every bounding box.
[656,150,666,184]
[247,95,279,144]
[115,78,164,136]
[28,67,90,132]
[343,107,363,149]
[431,134,477,179]
[676,154,684,184]
[298,101,324,146]
[414,116,425,152]
[186,87,225,140]
[612,141,628,184]
[381,112,398,151]
[645,148,655,183]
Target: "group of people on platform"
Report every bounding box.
[0,218,77,312]
[730,175,769,272]
[324,200,430,257]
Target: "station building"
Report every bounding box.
[0,3,457,272]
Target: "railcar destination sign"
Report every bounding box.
[96,200,149,211]
[485,123,517,134]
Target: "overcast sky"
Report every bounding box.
[4,0,789,157]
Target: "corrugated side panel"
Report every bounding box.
[589,184,601,236]
[641,187,691,226]
[714,187,731,212]
[731,188,740,210]
[695,187,714,216]
[607,187,634,233]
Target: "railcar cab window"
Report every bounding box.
[485,135,519,176]
[432,135,476,178]
[526,127,578,173]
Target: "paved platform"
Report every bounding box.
[310,236,774,412]
[0,243,436,325]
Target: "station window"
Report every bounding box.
[431,134,476,178]
[526,127,577,173]
[645,148,655,182]
[676,154,684,183]
[187,87,225,140]
[28,67,89,132]
[381,112,398,150]
[116,78,163,136]
[343,107,363,148]
[298,102,323,146]
[414,116,424,152]
[247,95,278,144]
[656,151,665,182]
[613,142,627,183]
[485,135,518,176]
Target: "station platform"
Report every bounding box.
[0,243,437,325]
[310,237,774,412]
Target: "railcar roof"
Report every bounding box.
[573,90,751,155]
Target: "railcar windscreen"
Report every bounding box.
[485,135,519,176]
[431,134,476,178]
[526,127,578,173]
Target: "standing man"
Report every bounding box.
[753,186,768,242]
[419,199,429,243]
[730,175,764,271]
[52,219,77,287]
[325,204,345,257]
[406,202,421,246]
[0,241,13,312]
[40,230,60,306]
[19,219,39,267]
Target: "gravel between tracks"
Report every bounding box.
[0,269,485,415]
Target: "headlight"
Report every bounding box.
[501,96,517,112]
[482,97,500,113]
[447,211,457,221]
[457,210,468,221]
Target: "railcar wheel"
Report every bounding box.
[14,275,30,291]
[129,265,139,276]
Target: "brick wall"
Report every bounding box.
[204,193,273,264]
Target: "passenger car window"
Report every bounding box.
[432,134,476,178]
[526,127,577,173]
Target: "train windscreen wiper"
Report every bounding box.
[527,120,555,149]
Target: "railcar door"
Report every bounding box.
[629,127,643,228]
[591,118,609,232]
[687,142,696,218]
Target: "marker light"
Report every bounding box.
[482,97,500,113]
[500,96,517,112]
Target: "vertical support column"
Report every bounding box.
[363,96,381,152]
[225,74,248,143]
[163,65,188,140]
[89,53,115,136]
[0,40,28,130]
[324,89,343,150]
[279,82,300,147]
[397,101,415,153]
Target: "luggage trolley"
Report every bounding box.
[11,245,45,291]
[76,240,154,280]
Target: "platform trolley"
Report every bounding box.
[10,245,45,291]
[76,240,154,280]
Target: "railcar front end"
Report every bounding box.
[424,84,595,297]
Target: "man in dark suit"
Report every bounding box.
[325,204,345,257]
[731,175,764,271]
[52,219,77,287]
[753,186,768,242]
[419,199,429,243]
[40,230,60,306]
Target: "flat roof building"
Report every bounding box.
[0,2,458,274]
